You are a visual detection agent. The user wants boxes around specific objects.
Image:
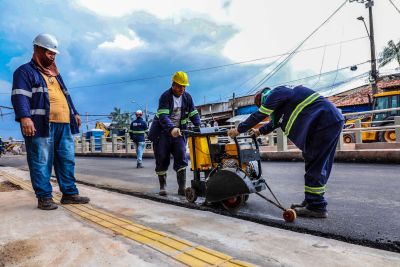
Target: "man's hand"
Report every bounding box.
[21,117,36,137]
[75,115,81,127]
[171,127,182,138]
[227,128,240,138]
[249,128,261,137]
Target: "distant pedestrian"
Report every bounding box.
[11,33,90,210]
[148,71,201,196]
[129,110,148,168]
[228,85,344,218]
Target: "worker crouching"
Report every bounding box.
[148,71,201,196]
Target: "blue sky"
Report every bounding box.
[1,0,400,139]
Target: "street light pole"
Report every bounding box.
[367,0,378,95]
[353,0,378,94]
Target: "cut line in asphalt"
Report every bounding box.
[1,171,255,267]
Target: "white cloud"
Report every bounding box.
[98,33,145,50]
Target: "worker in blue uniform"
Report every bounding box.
[228,85,344,218]
[148,71,201,196]
[130,110,148,168]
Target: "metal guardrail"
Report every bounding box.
[75,110,400,154]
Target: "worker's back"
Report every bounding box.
[264,85,343,150]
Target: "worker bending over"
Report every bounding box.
[228,85,344,218]
[148,71,201,196]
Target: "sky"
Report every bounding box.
[1,0,400,139]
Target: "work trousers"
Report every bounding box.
[25,123,79,199]
[153,134,187,175]
[134,141,145,163]
[302,120,344,211]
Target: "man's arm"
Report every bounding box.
[237,111,267,133]
[187,95,200,126]
[157,95,175,133]
[11,68,36,136]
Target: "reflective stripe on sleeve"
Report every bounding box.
[30,109,46,115]
[12,89,32,98]
[188,110,198,117]
[258,105,273,115]
[156,109,170,116]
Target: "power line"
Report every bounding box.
[67,35,367,90]
[245,0,349,95]
[389,0,400,14]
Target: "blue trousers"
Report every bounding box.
[302,121,344,211]
[134,141,145,163]
[25,123,79,199]
[153,134,187,175]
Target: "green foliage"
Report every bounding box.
[109,107,130,130]
[378,40,400,67]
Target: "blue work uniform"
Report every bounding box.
[238,85,344,211]
[130,117,148,164]
[148,88,201,175]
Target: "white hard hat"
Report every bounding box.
[33,33,60,54]
[136,110,143,116]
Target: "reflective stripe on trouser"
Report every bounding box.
[153,134,187,175]
[302,120,344,211]
[24,123,79,198]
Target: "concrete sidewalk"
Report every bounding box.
[1,167,400,267]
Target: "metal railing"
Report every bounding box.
[74,111,400,154]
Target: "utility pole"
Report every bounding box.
[85,112,89,131]
[367,0,378,95]
[145,103,148,123]
[231,93,236,117]
[352,0,378,94]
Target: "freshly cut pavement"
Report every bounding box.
[1,155,399,253]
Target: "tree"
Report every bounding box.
[109,107,130,130]
[378,40,400,67]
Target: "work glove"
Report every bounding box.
[227,128,240,138]
[249,128,261,137]
[171,127,182,138]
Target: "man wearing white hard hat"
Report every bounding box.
[11,33,90,210]
[129,110,148,168]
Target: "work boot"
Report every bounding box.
[60,194,90,204]
[290,200,307,209]
[38,198,58,210]
[158,175,167,196]
[294,206,328,219]
[177,169,186,196]
[137,162,143,168]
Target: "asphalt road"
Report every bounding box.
[1,155,399,252]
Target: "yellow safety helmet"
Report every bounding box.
[172,71,189,86]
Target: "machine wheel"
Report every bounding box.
[283,209,297,222]
[221,195,245,212]
[379,127,396,143]
[185,187,198,203]
[343,133,355,144]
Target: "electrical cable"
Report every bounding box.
[389,0,400,14]
[67,35,366,90]
[311,43,328,88]
[245,0,349,95]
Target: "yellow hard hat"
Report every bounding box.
[172,71,189,86]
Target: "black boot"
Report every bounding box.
[60,194,90,204]
[158,175,167,196]
[38,198,58,210]
[290,200,307,209]
[177,169,186,196]
[294,206,328,218]
[137,162,143,168]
